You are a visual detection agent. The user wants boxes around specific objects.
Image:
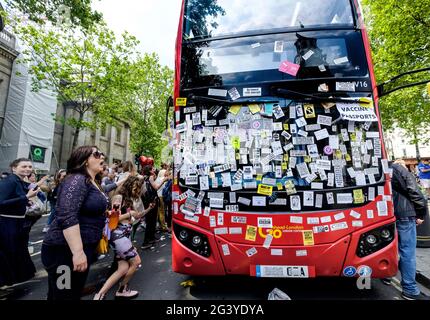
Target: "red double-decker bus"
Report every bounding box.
[171,0,398,279]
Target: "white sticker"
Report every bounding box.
[208,88,227,97]
[210,198,224,209]
[271,249,283,256]
[313,225,330,233]
[350,210,361,219]
[336,81,355,92]
[296,162,310,178]
[246,247,258,257]
[290,196,302,211]
[314,128,330,140]
[334,212,345,221]
[258,217,273,229]
[307,217,320,225]
[251,42,261,49]
[228,87,241,100]
[274,41,284,53]
[290,106,297,119]
[295,117,307,128]
[302,50,314,60]
[311,182,324,190]
[315,194,323,208]
[296,250,308,257]
[270,198,288,205]
[303,191,314,207]
[316,159,331,171]
[263,234,273,249]
[367,210,374,219]
[352,220,363,227]
[330,221,348,231]
[337,193,353,204]
[214,227,228,235]
[334,56,349,65]
[204,207,211,217]
[238,197,251,206]
[231,216,247,224]
[327,174,335,188]
[184,214,199,223]
[222,244,230,256]
[217,212,224,226]
[326,192,335,204]
[368,187,375,201]
[229,227,243,235]
[377,201,388,216]
[290,215,303,224]
[317,115,332,126]
[243,88,262,97]
[321,216,332,223]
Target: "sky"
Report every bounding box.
[92,0,183,69]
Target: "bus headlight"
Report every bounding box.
[173,223,211,258]
[356,223,395,258]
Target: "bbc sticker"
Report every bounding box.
[258,217,273,229]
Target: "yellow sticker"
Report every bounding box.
[353,189,365,204]
[229,105,241,115]
[256,174,263,181]
[174,178,178,185]
[281,162,288,170]
[335,150,342,159]
[358,98,373,108]
[277,182,283,190]
[236,152,240,160]
[302,230,315,246]
[245,225,257,242]
[231,136,240,150]
[350,132,356,142]
[304,104,316,118]
[345,154,351,161]
[304,156,311,163]
[283,154,289,162]
[283,123,289,130]
[176,98,187,107]
[257,184,273,196]
[248,104,261,114]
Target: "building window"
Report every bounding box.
[115,126,122,143]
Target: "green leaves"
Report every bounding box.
[362,0,430,146]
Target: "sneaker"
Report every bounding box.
[93,292,105,300]
[381,278,392,286]
[115,285,138,300]
[401,292,430,300]
[42,226,49,233]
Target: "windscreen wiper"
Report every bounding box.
[274,88,370,104]
[189,94,279,105]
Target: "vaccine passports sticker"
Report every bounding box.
[176,98,187,106]
[302,230,314,246]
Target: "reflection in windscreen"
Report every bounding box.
[184,0,354,39]
[201,38,348,75]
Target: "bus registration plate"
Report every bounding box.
[255,265,309,278]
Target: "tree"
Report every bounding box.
[126,54,174,165]
[3,0,102,29]
[362,0,430,151]
[15,22,141,149]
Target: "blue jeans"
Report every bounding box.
[397,217,420,296]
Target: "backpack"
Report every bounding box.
[162,179,173,204]
[142,176,158,206]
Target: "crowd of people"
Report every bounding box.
[0,145,173,300]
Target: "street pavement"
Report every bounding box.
[2,215,429,300]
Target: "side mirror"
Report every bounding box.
[377,67,430,98]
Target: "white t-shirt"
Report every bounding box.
[156,169,167,197]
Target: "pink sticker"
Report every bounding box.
[279,60,300,76]
[323,145,333,155]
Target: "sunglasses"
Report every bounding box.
[92,150,105,159]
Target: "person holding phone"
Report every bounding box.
[41,146,109,300]
[0,158,38,287]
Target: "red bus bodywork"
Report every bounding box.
[172,0,398,278]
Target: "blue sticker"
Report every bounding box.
[343,266,357,277]
[357,265,372,277]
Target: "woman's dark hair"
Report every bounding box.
[142,165,153,177]
[9,158,31,170]
[117,176,143,209]
[54,169,67,186]
[66,145,102,184]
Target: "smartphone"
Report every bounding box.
[32,185,39,191]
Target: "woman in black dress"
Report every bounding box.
[41,146,109,300]
[0,158,39,287]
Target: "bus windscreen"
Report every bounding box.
[183,0,354,40]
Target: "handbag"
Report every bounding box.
[25,196,47,217]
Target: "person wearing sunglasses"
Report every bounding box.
[41,146,109,300]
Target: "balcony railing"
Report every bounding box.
[0,29,16,49]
